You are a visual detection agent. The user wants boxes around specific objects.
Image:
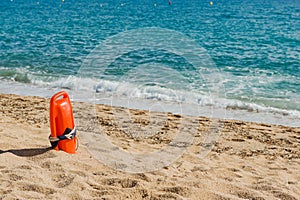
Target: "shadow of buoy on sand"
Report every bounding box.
[0,147,52,157]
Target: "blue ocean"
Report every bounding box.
[0,0,299,127]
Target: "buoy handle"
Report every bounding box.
[51,91,70,105]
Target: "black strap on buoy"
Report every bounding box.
[49,127,76,148]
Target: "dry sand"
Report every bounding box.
[0,93,299,199]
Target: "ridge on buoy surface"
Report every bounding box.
[49,91,77,154]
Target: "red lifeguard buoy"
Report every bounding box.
[49,91,77,154]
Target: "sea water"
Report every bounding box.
[0,0,299,127]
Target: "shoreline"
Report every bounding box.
[0,93,300,199]
[0,81,299,128]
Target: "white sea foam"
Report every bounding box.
[1,76,299,127]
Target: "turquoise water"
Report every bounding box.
[0,0,299,126]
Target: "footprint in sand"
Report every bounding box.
[18,183,56,195]
[253,183,298,200]
[234,189,263,200]
[8,173,23,181]
[52,173,75,188]
[102,178,138,188]
[16,165,32,170]
[162,186,191,197]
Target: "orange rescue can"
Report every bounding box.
[50,91,77,154]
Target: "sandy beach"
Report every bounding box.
[0,93,299,199]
